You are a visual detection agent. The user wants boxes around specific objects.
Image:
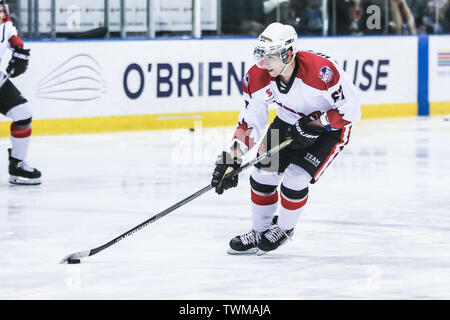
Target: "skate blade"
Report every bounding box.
[256,249,268,256]
[9,176,41,185]
[256,239,290,256]
[227,248,258,255]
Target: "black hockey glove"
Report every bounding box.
[7,48,30,78]
[211,151,242,195]
[288,117,325,148]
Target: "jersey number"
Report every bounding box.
[331,85,345,103]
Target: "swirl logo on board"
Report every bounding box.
[36,54,107,102]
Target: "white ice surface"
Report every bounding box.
[0,116,449,299]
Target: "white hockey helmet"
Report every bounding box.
[0,1,9,16]
[254,23,297,68]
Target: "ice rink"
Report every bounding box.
[0,116,449,299]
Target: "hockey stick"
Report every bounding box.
[60,138,293,264]
[0,72,11,90]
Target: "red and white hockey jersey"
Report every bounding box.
[232,51,361,153]
[0,15,24,65]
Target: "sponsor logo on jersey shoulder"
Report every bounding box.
[319,66,333,83]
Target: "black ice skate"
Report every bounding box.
[256,224,294,256]
[227,230,262,255]
[227,216,279,255]
[8,148,41,185]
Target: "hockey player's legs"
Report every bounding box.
[256,128,352,254]
[228,121,351,255]
[6,103,32,160]
[278,164,310,230]
[1,99,41,185]
[257,164,310,255]
[1,81,31,160]
[250,167,283,231]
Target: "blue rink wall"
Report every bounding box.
[0,34,449,137]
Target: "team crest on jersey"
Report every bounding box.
[319,66,333,83]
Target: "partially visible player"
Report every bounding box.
[0,0,41,185]
[211,22,361,255]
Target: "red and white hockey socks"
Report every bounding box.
[250,176,279,232]
[278,185,308,230]
[6,103,33,161]
[249,166,311,232]
[10,118,31,161]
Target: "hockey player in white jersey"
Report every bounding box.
[0,1,41,185]
[211,22,361,255]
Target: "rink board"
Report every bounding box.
[428,35,450,115]
[0,36,443,136]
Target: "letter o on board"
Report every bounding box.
[124,63,145,99]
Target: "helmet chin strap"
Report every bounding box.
[278,54,295,78]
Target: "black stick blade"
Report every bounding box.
[60,250,90,264]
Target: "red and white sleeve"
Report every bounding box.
[320,64,362,131]
[4,20,24,49]
[231,66,272,154]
